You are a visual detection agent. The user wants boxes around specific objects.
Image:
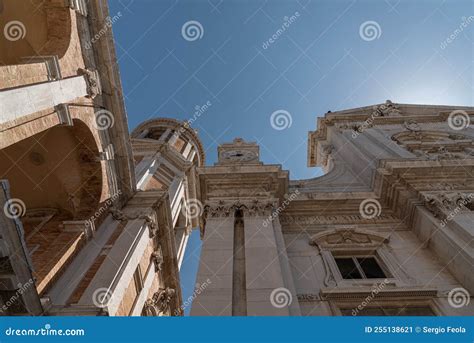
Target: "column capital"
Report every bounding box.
[203,199,278,219]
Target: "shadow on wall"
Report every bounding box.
[0,0,71,66]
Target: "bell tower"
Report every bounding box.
[216,138,261,165]
[191,138,300,316]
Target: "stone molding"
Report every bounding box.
[280,213,399,227]
[203,199,278,219]
[422,192,474,219]
[309,228,390,250]
[391,129,474,160]
[308,103,473,166]
[109,208,159,237]
[320,287,438,300]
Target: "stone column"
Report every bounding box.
[190,210,234,316]
[243,205,290,316]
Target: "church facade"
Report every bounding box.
[191,102,474,316]
[0,0,472,316]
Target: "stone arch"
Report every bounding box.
[0,119,103,220]
[0,119,105,294]
[0,0,72,66]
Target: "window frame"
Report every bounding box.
[309,228,415,288]
[332,252,391,281]
[133,265,144,294]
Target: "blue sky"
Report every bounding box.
[108,0,473,314]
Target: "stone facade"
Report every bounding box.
[192,103,474,316]
[0,0,202,316]
[0,1,472,318]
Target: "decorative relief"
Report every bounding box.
[412,147,470,160]
[309,228,390,249]
[151,246,164,272]
[203,200,276,218]
[280,213,398,226]
[422,192,474,219]
[203,202,233,218]
[403,119,422,132]
[372,100,402,117]
[79,68,102,99]
[428,182,472,191]
[109,208,159,237]
[392,130,474,161]
[319,144,333,167]
[143,287,175,316]
[297,293,320,302]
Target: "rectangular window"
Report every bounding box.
[341,306,435,316]
[334,256,387,279]
[133,266,144,293]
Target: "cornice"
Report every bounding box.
[319,287,438,300]
[308,102,474,167]
[131,118,206,166]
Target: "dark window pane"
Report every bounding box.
[133,268,143,293]
[357,257,386,278]
[335,258,362,279]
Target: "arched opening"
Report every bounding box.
[0,0,71,66]
[0,120,103,294]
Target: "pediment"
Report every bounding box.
[310,228,390,248]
